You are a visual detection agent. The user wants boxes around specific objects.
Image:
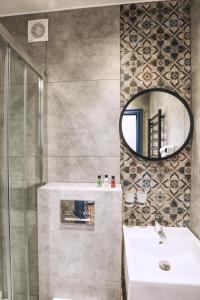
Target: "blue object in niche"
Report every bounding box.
[74,201,87,219]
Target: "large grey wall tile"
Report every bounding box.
[13,294,38,300]
[47,6,120,42]
[191,0,200,239]
[9,157,25,181]
[47,6,120,82]
[10,227,28,295]
[9,181,26,228]
[10,84,24,156]
[29,226,39,297]
[47,39,120,82]
[47,80,120,157]
[27,156,41,184]
[1,6,121,299]
[48,156,120,183]
[13,294,28,300]
[190,0,200,72]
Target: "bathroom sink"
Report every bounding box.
[123,226,200,300]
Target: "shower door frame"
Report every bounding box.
[0,22,44,300]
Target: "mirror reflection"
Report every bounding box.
[121,90,192,159]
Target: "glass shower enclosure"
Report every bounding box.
[0,23,43,300]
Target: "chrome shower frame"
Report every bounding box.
[0,22,44,300]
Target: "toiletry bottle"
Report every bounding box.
[104,175,109,188]
[97,175,102,187]
[111,176,116,188]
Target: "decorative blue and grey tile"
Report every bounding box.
[120,0,191,226]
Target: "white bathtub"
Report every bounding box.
[123,225,200,300]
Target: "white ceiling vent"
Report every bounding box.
[28,19,48,43]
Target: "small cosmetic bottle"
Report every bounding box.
[104,175,109,188]
[97,175,102,187]
[111,176,116,188]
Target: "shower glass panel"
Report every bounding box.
[0,37,8,300]
[0,22,43,300]
[8,49,43,300]
[9,49,28,299]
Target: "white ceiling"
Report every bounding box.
[0,0,164,17]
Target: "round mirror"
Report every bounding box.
[119,88,193,160]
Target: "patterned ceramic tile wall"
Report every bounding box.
[120,0,192,226]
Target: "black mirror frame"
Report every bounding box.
[119,88,194,161]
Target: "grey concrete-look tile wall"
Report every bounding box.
[47,7,120,82]
[47,79,120,181]
[47,80,120,157]
[190,0,200,238]
[48,156,120,183]
[1,6,121,183]
[46,6,120,183]
[0,6,121,300]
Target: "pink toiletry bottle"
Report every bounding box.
[111,176,116,188]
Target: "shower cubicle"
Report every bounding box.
[0,23,43,300]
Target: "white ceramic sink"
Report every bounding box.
[123,226,200,300]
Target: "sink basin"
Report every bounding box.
[123,226,200,300]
